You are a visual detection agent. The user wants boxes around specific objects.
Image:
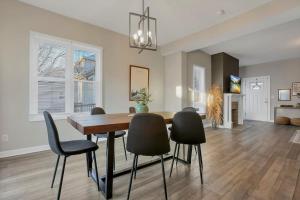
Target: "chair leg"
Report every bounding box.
[176,143,180,166]
[198,144,203,170]
[122,136,128,160]
[85,153,90,177]
[169,143,178,177]
[194,146,198,154]
[196,145,203,184]
[134,156,138,179]
[160,155,168,200]
[51,155,60,188]
[57,156,67,200]
[127,155,137,200]
[92,151,100,191]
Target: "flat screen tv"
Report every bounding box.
[230,75,241,94]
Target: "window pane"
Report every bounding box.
[193,66,206,113]
[74,81,96,112]
[38,43,66,78]
[73,50,96,81]
[38,81,65,113]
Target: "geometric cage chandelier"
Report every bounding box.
[129,0,157,53]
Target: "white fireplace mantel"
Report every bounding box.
[222,93,244,129]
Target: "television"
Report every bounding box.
[230,75,241,94]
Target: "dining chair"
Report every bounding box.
[129,106,136,114]
[43,111,100,200]
[168,107,198,163]
[169,111,206,184]
[126,113,170,200]
[91,107,127,169]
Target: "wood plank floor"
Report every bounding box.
[1,121,300,200]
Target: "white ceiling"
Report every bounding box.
[202,18,300,66]
[19,0,271,45]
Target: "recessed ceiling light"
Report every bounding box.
[216,9,226,16]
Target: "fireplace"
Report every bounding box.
[231,102,239,127]
[223,93,244,129]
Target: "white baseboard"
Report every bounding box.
[0,145,50,158]
[0,135,123,159]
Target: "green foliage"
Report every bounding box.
[133,88,152,105]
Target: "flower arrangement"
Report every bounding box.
[207,85,223,128]
[133,88,152,112]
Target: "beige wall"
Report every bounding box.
[186,50,212,107]
[164,50,211,111]
[0,0,164,152]
[240,58,300,120]
[164,52,185,112]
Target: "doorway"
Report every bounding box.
[242,76,270,121]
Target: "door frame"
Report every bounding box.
[241,75,271,122]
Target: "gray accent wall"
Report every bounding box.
[0,0,165,152]
[240,58,300,120]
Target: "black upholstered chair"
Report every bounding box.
[91,107,127,169]
[169,111,206,183]
[43,111,100,200]
[182,106,197,112]
[129,106,136,114]
[126,113,170,200]
[168,107,198,160]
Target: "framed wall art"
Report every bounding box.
[292,82,300,96]
[129,65,149,101]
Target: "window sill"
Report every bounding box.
[29,113,69,122]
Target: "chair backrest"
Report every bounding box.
[127,113,170,156]
[129,106,136,114]
[43,111,64,155]
[171,111,206,145]
[182,107,197,112]
[91,107,106,115]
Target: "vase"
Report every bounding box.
[135,103,149,113]
[211,120,217,129]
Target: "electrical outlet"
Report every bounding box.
[1,134,8,142]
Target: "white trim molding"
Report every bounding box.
[0,145,50,158]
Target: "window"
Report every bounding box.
[29,32,102,121]
[192,65,206,113]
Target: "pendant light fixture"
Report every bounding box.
[129,0,157,53]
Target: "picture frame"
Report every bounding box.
[129,65,149,101]
[292,82,300,96]
[278,89,291,101]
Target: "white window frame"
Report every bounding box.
[29,31,103,121]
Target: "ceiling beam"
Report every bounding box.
[160,0,300,56]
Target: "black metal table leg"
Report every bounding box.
[86,135,93,176]
[105,131,115,199]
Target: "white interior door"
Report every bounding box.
[242,76,270,121]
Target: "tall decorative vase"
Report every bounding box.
[212,120,217,129]
[135,103,149,113]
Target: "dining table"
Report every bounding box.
[67,111,205,199]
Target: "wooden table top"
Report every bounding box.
[67,111,205,135]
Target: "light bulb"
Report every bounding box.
[140,37,144,44]
[133,33,138,40]
[137,29,143,36]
